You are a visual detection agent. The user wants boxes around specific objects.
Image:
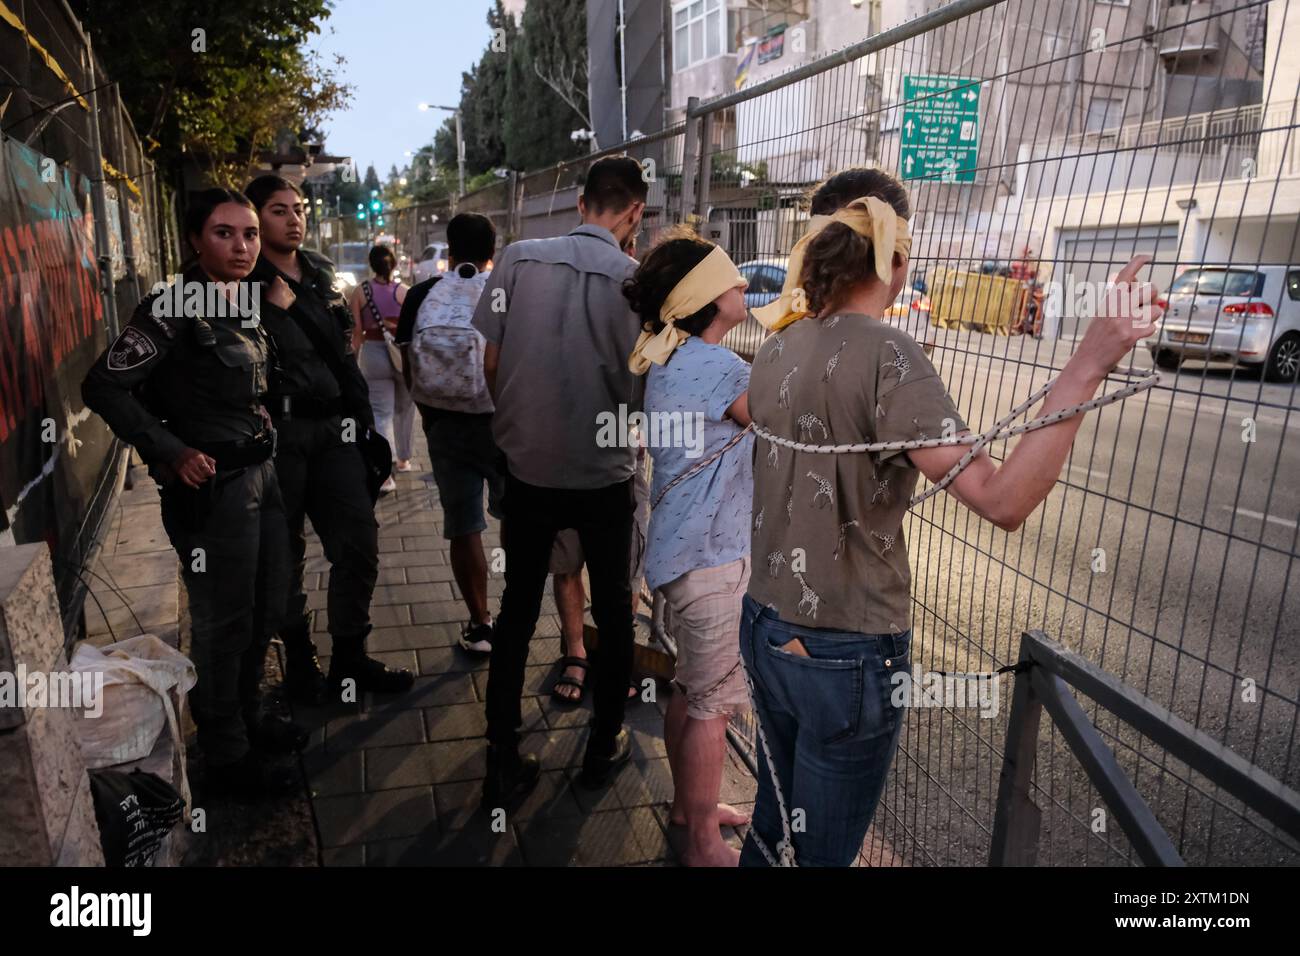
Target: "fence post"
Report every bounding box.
[989,634,1043,866]
[108,86,141,302]
[696,109,712,220]
[81,40,119,337]
[680,96,700,224]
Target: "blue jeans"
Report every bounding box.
[738,594,911,867]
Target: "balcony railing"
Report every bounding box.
[1025,100,1300,195]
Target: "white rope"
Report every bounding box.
[752,366,1159,505]
[740,364,1159,865]
[742,664,799,867]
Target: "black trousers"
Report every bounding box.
[486,474,636,754]
[274,416,379,643]
[160,460,288,764]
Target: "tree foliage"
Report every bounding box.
[69,0,350,187]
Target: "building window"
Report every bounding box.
[674,0,728,71]
[1086,95,1125,132]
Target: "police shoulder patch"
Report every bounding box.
[106,326,159,371]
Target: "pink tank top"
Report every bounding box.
[363,279,402,330]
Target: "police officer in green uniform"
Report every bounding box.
[82,188,302,796]
[244,175,413,703]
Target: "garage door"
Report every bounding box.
[1053,223,1180,337]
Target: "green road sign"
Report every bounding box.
[900,75,980,183]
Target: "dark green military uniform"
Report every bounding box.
[82,266,289,765]
[251,249,382,679]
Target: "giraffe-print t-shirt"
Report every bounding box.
[747,312,965,635]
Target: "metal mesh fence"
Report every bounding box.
[1,0,169,636]
[489,0,1300,867]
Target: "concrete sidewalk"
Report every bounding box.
[291,432,758,866]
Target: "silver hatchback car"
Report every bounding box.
[1149,265,1300,382]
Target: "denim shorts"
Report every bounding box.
[419,405,504,539]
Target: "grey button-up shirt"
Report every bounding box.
[472,224,643,489]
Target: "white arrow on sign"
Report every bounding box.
[904,119,915,137]
[962,89,977,102]
[904,155,915,173]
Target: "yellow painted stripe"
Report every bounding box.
[0,0,90,111]
[102,157,140,197]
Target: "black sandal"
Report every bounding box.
[551,656,589,707]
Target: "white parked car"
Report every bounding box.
[411,242,449,284]
[1150,265,1300,381]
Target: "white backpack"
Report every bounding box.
[408,267,493,413]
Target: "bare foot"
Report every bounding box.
[669,804,750,828]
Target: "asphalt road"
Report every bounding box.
[867,329,1299,865]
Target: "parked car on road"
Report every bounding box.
[728,256,938,357]
[1149,265,1300,382]
[411,242,449,284]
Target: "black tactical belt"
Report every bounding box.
[191,430,276,469]
[270,394,344,419]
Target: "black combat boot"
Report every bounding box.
[280,614,326,706]
[325,631,415,701]
[481,743,541,810]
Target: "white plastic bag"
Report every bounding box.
[70,635,197,806]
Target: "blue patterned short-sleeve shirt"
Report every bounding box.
[643,336,753,591]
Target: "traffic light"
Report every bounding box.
[376,216,385,227]
[370,199,382,213]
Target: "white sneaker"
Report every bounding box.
[396,459,414,473]
[379,476,397,494]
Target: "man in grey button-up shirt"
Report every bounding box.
[471,157,648,805]
[473,223,644,487]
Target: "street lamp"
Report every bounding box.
[418,102,465,204]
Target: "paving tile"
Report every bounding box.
[471,663,554,700]
[371,622,463,652]
[365,738,485,788]
[566,767,623,814]
[366,825,522,866]
[520,728,587,772]
[325,709,425,751]
[371,582,454,606]
[379,549,449,569]
[97,549,177,588]
[314,787,436,847]
[417,644,489,675]
[304,749,366,797]
[511,769,585,822]
[361,673,477,712]
[422,702,488,741]
[433,780,486,831]
[628,805,674,863]
[628,723,668,761]
[410,600,471,625]
[514,809,651,867]
[614,757,675,808]
[321,845,365,866]
[404,563,456,583]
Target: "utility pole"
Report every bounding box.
[418,103,466,211]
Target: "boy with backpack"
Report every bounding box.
[395,213,501,655]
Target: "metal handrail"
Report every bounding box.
[990,631,1300,867]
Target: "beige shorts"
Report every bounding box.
[662,556,752,720]
[548,456,651,584]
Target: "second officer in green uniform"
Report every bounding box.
[244,175,413,703]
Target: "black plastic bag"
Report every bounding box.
[88,768,184,867]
